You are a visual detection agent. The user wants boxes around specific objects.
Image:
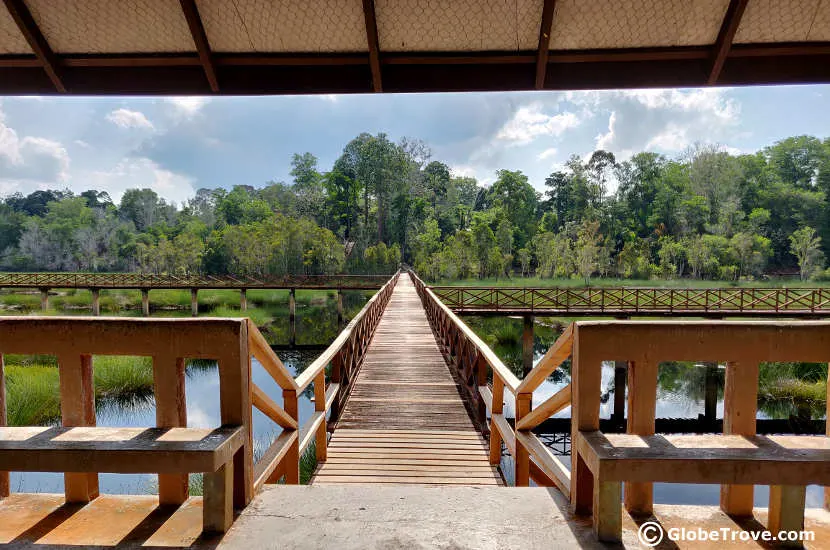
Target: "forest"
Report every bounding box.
[1,133,830,283]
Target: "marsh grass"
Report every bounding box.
[210,306,272,326]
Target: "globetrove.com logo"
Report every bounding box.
[637,521,816,547]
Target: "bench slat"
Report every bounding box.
[578,431,830,486]
[0,426,244,474]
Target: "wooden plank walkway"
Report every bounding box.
[313,275,502,486]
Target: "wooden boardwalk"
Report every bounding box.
[313,275,502,486]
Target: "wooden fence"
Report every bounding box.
[0,272,390,290]
[431,286,830,316]
[0,271,399,531]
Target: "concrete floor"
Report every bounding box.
[2,488,830,548]
[217,485,830,550]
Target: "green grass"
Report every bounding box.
[4,364,61,425]
[209,306,273,326]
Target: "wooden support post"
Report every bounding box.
[141,289,150,316]
[593,480,622,542]
[704,362,719,427]
[624,358,657,516]
[190,288,198,317]
[203,461,233,533]
[40,288,49,311]
[153,355,188,506]
[218,324,252,508]
[612,361,627,425]
[515,392,532,486]
[489,376,504,466]
[58,353,99,503]
[571,331,601,516]
[337,290,344,327]
[289,289,296,346]
[0,354,8,499]
[826,362,829,511]
[768,485,806,543]
[475,354,489,432]
[522,315,534,377]
[314,371,327,462]
[330,352,343,424]
[240,289,247,312]
[91,288,100,316]
[721,360,758,517]
[282,389,300,484]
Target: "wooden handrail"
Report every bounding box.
[515,323,573,394]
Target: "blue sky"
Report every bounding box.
[0,85,828,206]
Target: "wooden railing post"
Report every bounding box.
[58,352,99,503]
[218,323,253,507]
[314,371,327,462]
[489,376,504,466]
[330,352,343,423]
[571,328,601,516]
[624,358,657,516]
[0,353,7,499]
[154,354,188,505]
[514,392,532,486]
[827,361,830,511]
[720,359,758,517]
[282,389,300,484]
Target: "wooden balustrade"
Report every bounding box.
[411,270,574,494]
[0,271,400,532]
[430,286,830,316]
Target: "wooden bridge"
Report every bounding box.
[0,270,829,548]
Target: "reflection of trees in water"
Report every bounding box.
[657,362,721,403]
[262,291,370,346]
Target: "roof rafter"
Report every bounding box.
[708,0,749,85]
[362,0,382,92]
[3,0,65,92]
[179,0,219,92]
[535,0,556,89]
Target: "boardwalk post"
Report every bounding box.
[91,288,100,316]
[289,289,296,346]
[141,289,150,316]
[282,389,300,484]
[154,355,188,505]
[190,288,198,317]
[522,315,534,376]
[58,353,99,502]
[337,290,344,326]
[40,288,49,311]
[612,361,627,427]
[721,360,758,517]
[827,361,830,511]
[624,358,657,516]
[704,362,719,428]
[515,392,532,486]
[240,289,247,311]
[0,354,7,499]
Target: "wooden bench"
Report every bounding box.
[576,431,830,542]
[0,425,245,533]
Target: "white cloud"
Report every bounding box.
[164,97,210,118]
[592,89,740,158]
[85,157,195,205]
[496,103,579,145]
[106,108,154,130]
[537,147,558,160]
[0,107,70,189]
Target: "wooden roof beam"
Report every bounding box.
[362,0,382,92]
[535,0,556,89]
[708,0,749,85]
[179,0,219,92]
[3,0,65,92]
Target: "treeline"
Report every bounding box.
[1,133,829,281]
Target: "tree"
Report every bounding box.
[517,248,531,277]
[574,221,600,284]
[789,226,824,280]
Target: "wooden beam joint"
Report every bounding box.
[179,0,219,92]
[709,0,749,85]
[362,0,382,92]
[3,0,66,92]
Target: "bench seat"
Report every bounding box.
[576,431,830,543]
[0,425,245,533]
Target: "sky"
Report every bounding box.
[0,84,829,207]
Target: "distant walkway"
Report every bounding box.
[313,275,501,486]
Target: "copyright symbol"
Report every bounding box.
[638,521,664,547]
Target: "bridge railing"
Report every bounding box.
[430,286,830,315]
[247,270,399,491]
[411,270,574,492]
[0,272,391,289]
[0,271,400,527]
